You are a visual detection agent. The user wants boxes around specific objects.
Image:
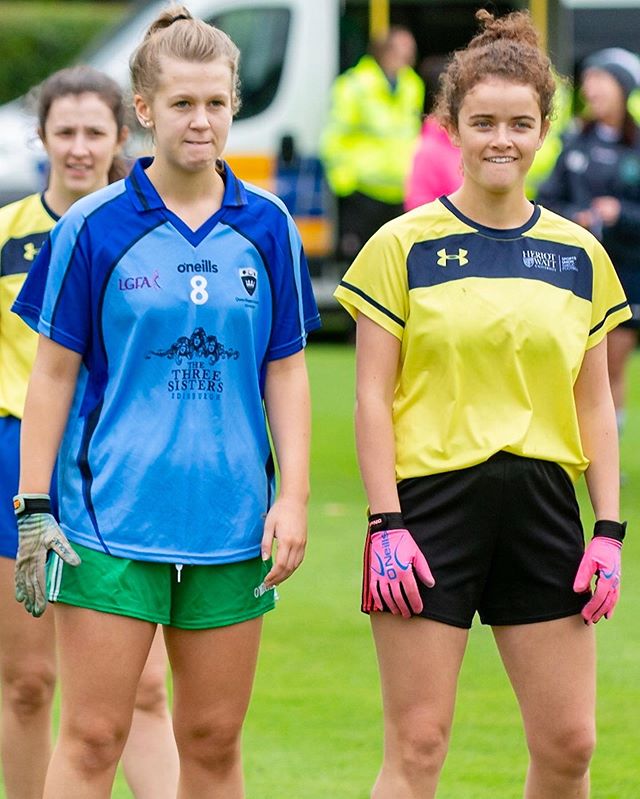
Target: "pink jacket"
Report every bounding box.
[405,117,462,210]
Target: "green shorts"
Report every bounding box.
[46,543,277,629]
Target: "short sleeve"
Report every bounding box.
[37,210,93,354]
[267,211,321,360]
[587,241,632,349]
[12,235,52,331]
[334,225,409,339]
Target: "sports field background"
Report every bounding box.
[2,341,639,797]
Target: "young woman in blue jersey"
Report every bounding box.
[0,66,178,799]
[335,10,628,799]
[13,6,319,798]
[538,48,640,444]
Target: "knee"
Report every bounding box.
[530,723,595,779]
[2,663,56,722]
[175,716,242,772]
[65,716,128,776]
[391,718,450,779]
[134,671,169,717]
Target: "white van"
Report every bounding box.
[1,0,636,311]
[0,0,527,313]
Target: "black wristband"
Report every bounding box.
[368,512,405,534]
[13,496,52,517]
[593,519,626,542]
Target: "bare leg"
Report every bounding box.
[607,327,637,424]
[121,626,178,799]
[44,606,157,799]
[493,616,596,799]
[0,557,56,799]
[164,617,263,799]
[370,614,468,799]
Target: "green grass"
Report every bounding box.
[4,342,640,797]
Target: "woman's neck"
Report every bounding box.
[447,185,534,230]
[43,184,83,217]
[144,157,222,206]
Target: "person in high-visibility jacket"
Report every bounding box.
[321,26,424,258]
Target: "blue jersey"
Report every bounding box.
[14,158,320,564]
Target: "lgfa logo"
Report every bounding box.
[437,248,468,267]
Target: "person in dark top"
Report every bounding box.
[538,47,640,439]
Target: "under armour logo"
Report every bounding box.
[437,248,468,267]
[23,242,40,262]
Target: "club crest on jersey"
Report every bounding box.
[239,267,257,296]
[437,248,468,267]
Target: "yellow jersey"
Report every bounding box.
[335,197,630,482]
[0,193,57,418]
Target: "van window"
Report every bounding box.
[210,8,291,120]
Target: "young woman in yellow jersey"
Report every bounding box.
[336,10,628,799]
[0,66,178,799]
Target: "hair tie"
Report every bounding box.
[170,14,189,25]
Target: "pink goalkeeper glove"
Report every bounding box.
[573,520,626,625]
[362,512,435,618]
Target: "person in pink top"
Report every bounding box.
[404,115,462,209]
[405,55,462,210]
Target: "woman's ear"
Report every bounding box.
[447,122,461,148]
[133,94,153,129]
[537,119,551,150]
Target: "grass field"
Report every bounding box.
[4,341,639,797]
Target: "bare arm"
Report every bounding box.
[354,313,402,513]
[262,349,311,587]
[19,335,82,493]
[573,337,620,521]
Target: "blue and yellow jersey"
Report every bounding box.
[14,158,320,564]
[0,193,58,419]
[335,197,630,482]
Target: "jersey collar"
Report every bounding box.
[39,193,61,223]
[439,195,541,239]
[126,156,248,214]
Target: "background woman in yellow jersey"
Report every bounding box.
[0,65,178,799]
[335,10,628,799]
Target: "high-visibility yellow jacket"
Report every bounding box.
[320,55,424,204]
[526,73,573,199]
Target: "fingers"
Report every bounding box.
[263,533,306,588]
[403,576,424,615]
[384,583,409,617]
[581,580,618,624]
[32,571,47,618]
[413,550,435,589]
[51,537,81,567]
[14,566,27,604]
[371,582,384,613]
[260,519,275,563]
[603,590,619,620]
[573,555,595,594]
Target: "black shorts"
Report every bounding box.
[392,452,588,628]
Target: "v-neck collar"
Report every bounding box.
[126,157,248,246]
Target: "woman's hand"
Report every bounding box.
[261,496,308,587]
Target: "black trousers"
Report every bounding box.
[338,192,404,260]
